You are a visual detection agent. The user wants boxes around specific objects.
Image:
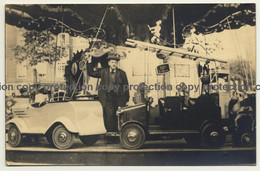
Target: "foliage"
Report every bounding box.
[229,59,256,85]
[13,30,67,65]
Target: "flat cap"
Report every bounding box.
[107,53,120,61]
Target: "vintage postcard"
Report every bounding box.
[3,2,256,166]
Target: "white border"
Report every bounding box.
[0,0,259,170]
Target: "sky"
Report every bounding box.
[205,25,256,63]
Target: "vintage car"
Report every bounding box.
[6,91,255,150]
[6,96,106,149]
[229,91,256,147]
[116,94,227,149]
[116,92,256,150]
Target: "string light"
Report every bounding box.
[8,6,109,40]
[183,6,255,36]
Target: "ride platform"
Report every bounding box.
[6,135,256,166]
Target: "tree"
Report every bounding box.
[13,30,67,65]
[229,59,256,85]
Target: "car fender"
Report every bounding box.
[6,118,29,133]
[47,117,78,134]
[120,120,147,133]
[200,119,219,131]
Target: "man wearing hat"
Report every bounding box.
[87,53,129,132]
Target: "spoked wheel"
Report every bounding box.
[52,125,75,149]
[184,134,201,147]
[201,123,226,148]
[120,123,146,150]
[80,135,99,146]
[233,131,254,147]
[8,124,22,147]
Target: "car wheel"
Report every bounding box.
[8,125,22,147]
[184,134,201,147]
[52,125,75,149]
[79,135,99,146]
[240,132,253,147]
[232,131,253,147]
[120,123,145,150]
[201,123,226,148]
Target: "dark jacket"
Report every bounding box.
[87,62,130,106]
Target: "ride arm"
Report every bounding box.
[86,61,101,78]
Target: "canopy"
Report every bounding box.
[5,4,255,45]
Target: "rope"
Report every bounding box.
[226,18,248,86]
[48,17,106,36]
[70,6,108,99]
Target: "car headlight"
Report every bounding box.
[159,99,165,106]
[6,100,12,107]
[6,109,12,114]
[223,126,229,132]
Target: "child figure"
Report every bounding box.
[229,91,253,130]
[148,20,162,44]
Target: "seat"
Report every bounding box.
[158,96,183,129]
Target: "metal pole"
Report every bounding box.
[54,35,58,83]
[172,5,176,48]
[70,6,108,99]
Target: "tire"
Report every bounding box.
[120,123,146,150]
[201,123,226,148]
[240,132,253,147]
[232,131,254,147]
[79,135,99,146]
[52,125,75,149]
[46,132,54,146]
[184,134,201,147]
[8,125,22,147]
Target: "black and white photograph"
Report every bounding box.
[3,2,257,166]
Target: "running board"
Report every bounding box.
[149,130,200,135]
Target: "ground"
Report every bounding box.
[6,135,256,166]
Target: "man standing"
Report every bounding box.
[87,53,129,132]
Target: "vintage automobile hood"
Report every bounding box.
[7,99,106,135]
[11,98,31,117]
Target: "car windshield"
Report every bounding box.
[52,91,70,102]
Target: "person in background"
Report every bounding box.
[229,91,253,130]
[32,87,48,107]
